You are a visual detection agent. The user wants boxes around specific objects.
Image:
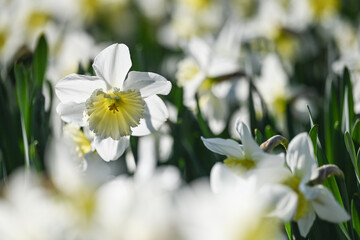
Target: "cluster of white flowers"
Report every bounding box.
[0,118,349,239]
[202,120,350,237]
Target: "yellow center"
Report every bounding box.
[273,95,287,117]
[231,0,257,19]
[198,77,216,92]
[309,0,339,19]
[283,176,310,221]
[238,218,282,240]
[176,58,201,86]
[224,156,256,174]
[0,30,7,52]
[63,124,92,158]
[85,88,145,140]
[182,0,211,11]
[27,11,50,32]
[274,28,298,61]
[81,0,100,20]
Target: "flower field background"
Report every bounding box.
[1,0,360,239]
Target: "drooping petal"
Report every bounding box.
[297,207,316,237]
[254,152,285,168]
[286,133,318,181]
[312,185,350,223]
[56,102,86,126]
[123,71,172,98]
[235,120,264,158]
[131,95,168,136]
[201,137,244,159]
[93,136,130,161]
[210,162,240,194]
[55,73,106,104]
[93,43,132,88]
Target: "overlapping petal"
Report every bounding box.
[312,185,350,223]
[93,136,130,162]
[93,43,132,88]
[123,71,172,98]
[201,137,245,159]
[297,207,316,237]
[286,133,318,181]
[56,102,86,126]
[131,95,169,136]
[55,74,106,104]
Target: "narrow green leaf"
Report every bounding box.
[351,119,360,144]
[309,124,318,157]
[195,94,212,138]
[32,35,48,90]
[285,222,293,240]
[351,195,360,238]
[254,128,263,145]
[345,131,358,172]
[307,105,315,127]
[343,67,355,129]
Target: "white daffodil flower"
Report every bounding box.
[176,173,285,240]
[176,23,242,134]
[55,43,172,161]
[202,120,284,175]
[280,133,350,237]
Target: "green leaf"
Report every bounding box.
[342,68,355,129]
[351,119,360,144]
[285,222,293,240]
[351,194,360,238]
[254,128,263,145]
[32,35,48,90]
[344,131,358,173]
[307,105,315,127]
[195,94,212,138]
[309,124,318,157]
[265,125,276,139]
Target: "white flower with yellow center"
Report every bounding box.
[277,133,350,237]
[202,120,284,175]
[55,43,172,161]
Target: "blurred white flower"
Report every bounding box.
[202,120,284,175]
[176,23,242,134]
[158,0,223,48]
[256,54,291,130]
[176,174,285,240]
[279,133,350,236]
[55,43,172,161]
[0,171,69,240]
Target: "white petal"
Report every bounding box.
[188,37,210,71]
[201,137,244,159]
[235,120,264,158]
[312,185,350,223]
[252,151,285,167]
[182,72,206,108]
[55,74,106,104]
[92,43,132,88]
[135,135,156,182]
[123,71,172,98]
[262,184,298,221]
[56,102,86,126]
[200,93,228,135]
[131,95,168,136]
[286,132,318,181]
[210,162,240,194]
[93,136,130,161]
[297,206,316,237]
